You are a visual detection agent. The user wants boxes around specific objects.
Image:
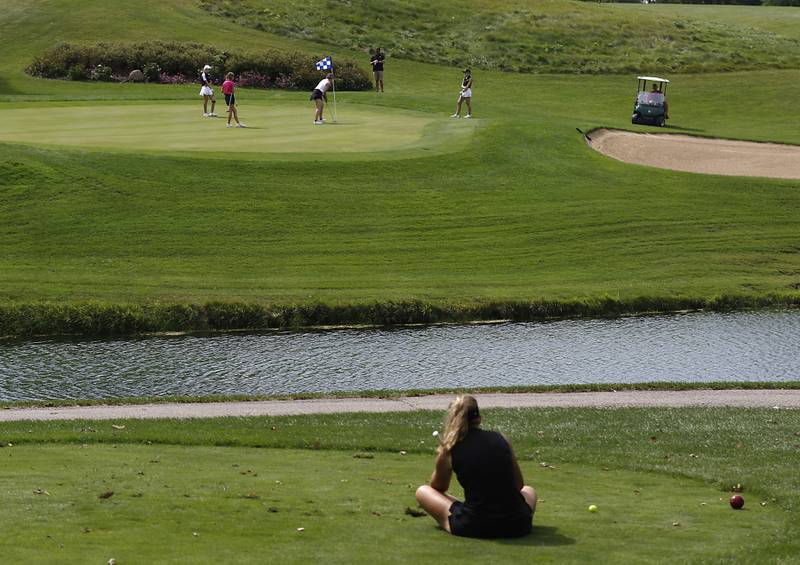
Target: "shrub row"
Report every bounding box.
[26,41,372,91]
[1,295,798,338]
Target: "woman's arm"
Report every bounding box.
[429,450,453,493]
[502,433,524,490]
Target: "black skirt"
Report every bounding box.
[310,89,324,101]
[448,500,532,539]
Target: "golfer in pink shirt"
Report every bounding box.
[222,72,246,128]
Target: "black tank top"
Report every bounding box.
[450,428,528,519]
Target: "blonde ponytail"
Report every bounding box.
[437,395,480,456]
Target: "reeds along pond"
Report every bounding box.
[1,294,798,338]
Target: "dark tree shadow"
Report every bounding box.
[0,77,20,96]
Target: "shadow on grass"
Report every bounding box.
[494,525,575,547]
[665,124,704,133]
[0,77,20,96]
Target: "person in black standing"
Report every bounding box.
[415,394,537,538]
[370,47,385,92]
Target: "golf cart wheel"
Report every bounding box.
[631,114,640,125]
[657,118,665,127]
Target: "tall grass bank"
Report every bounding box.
[1,295,799,338]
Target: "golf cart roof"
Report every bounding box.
[637,76,669,83]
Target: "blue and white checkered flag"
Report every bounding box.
[315,56,333,71]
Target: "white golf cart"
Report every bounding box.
[632,76,669,127]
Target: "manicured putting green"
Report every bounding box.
[0,444,783,563]
[0,102,474,158]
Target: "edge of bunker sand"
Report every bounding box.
[587,128,800,180]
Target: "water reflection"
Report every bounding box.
[1,310,798,401]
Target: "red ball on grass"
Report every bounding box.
[730,495,744,510]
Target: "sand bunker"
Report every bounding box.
[589,129,800,180]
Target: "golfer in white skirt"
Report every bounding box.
[199,64,217,117]
[451,68,473,119]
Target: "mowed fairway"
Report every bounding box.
[0,446,780,563]
[0,102,473,158]
[2,405,798,564]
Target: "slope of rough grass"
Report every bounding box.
[199,0,800,73]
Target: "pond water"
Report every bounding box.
[1,310,798,401]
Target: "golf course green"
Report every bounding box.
[0,102,474,159]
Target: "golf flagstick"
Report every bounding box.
[331,73,338,123]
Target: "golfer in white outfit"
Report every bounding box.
[199,64,217,117]
[451,68,473,119]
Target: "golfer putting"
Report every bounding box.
[415,395,537,538]
[310,73,334,125]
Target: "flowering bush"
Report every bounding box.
[66,64,87,81]
[26,41,372,91]
[237,71,272,88]
[142,62,161,83]
[158,72,190,84]
[89,64,113,81]
[274,74,295,89]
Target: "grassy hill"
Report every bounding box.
[200,0,800,73]
[1,0,799,335]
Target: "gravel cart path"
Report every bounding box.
[2,390,799,421]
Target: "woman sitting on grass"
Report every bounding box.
[415,394,537,538]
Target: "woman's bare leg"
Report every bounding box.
[415,485,458,532]
[203,95,210,114]
[453,96,464,116]
[521,485,538,514]
[314,99,324,121]
[465,98,472,116]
